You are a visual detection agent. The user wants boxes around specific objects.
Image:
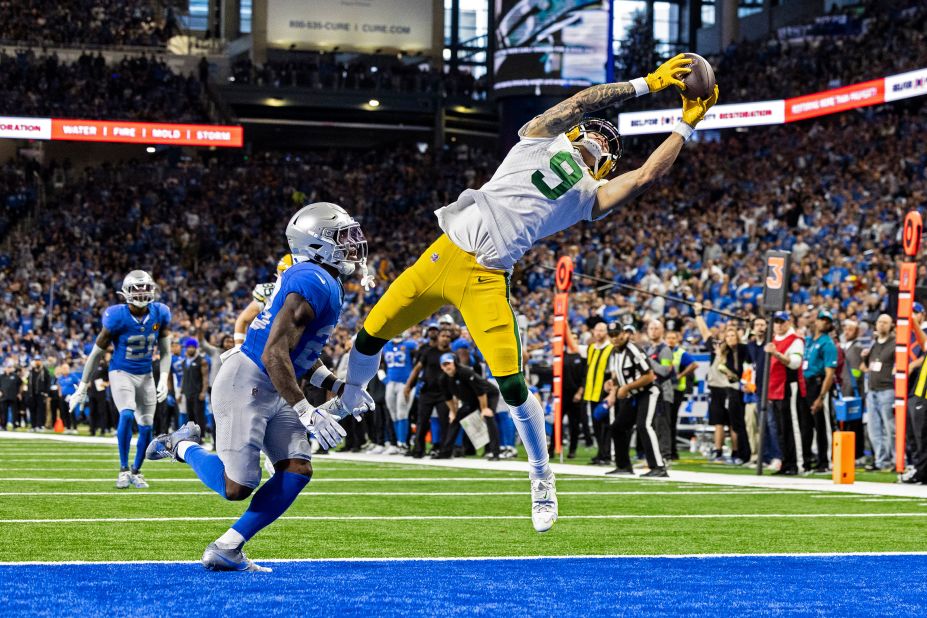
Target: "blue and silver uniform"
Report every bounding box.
[384,339,417,384]
[241,262,343,379]
[103,302,172,375]
[216,261,343,487]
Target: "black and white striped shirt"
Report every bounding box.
[608,342,660,398]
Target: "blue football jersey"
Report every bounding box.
[103,302,172,375]
[241,261,342,379]
[384,340,417,383]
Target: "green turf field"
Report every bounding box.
[1,437,925,563]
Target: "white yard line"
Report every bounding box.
[324,451,927,498]
[4,432,924,498]
[4,551,927,566]
[0,490,809,497]
[2,513,927,524]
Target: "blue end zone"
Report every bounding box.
[1,555,926,617]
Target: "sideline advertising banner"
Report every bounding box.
[0,117,243,147]
[267,0,434,53]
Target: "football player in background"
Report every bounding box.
[341,55,719,532]
[383,332,417,453]
[71,271,172,489]
[147,203,374,572]
[234,254,294,346]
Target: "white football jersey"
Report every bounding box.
[251,279,280,311]
[436,129,606,270]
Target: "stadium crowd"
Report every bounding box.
[0,0,180,48]
[0,50,209,122]
[709,0,927,104]
[0,91,924,475]
[228,55,487,100]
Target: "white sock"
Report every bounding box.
[215,528,246,549]
[508,395,552,481]
[346,345,381,387]
[176,440,196,461]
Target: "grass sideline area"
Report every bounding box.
[1,437,926,562]
[2,436,927,616]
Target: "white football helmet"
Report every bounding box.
[286,202,373,287]
[118,270,158,308]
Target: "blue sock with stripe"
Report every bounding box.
[183,444,228,498]
[133,425,152,472]
[116,410,134,469]
[496,410,515,447]
[430,417,441,447]
[232,471,310,541]
[178,413,188,427]
[394,419,408,445]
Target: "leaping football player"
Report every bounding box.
[147,203,374,572]
[341,54,719,532]
[71,270,172,489]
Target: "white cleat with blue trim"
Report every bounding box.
[531,474,558,533]
[202,543,272,573]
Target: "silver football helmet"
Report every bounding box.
[286,202,373,287]
[118,270,158,308]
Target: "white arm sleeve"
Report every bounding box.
[785,339,804,370]
[159,335,172,379]
[80,345,106,385]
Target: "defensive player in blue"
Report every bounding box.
[147,202,374,572]
[70,270,172,489]
[384,332,417,452]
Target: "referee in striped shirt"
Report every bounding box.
[605,322,667,477]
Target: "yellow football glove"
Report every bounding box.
[681,85,720,127]
[644,53,692,93]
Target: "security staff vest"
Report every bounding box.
[583,343,613,402]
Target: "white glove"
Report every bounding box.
[295,399,346,450]
[340,383,375,418]
[156,375,169,403]
[69,382,89,413]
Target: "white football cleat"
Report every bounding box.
[131,473,149,489]
[116,470,132,489]
[383,444,399,455]
[530,474,558,533]
[368,444,386,454]
[263,454,276,478]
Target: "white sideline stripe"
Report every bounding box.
[4,551,927,566]
[0,490,806,497]
[325,452,927,499]
[5,433,924,497]
[0,477,529,483]
[3,513,927,524]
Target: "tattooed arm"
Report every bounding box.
[520,82,637,138]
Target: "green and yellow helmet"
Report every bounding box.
[566,118,623,180]
[276,253,295,276]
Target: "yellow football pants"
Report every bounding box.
[363,234,523,376]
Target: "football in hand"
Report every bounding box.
[679,53,716,100]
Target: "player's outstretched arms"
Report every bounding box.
[591,85,719,220]
[521,54,693,138]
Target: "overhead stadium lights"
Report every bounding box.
[368,99,380,108]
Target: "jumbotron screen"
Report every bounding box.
[493,0,610,95]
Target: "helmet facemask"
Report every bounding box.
[566,119,623,180]
[119,280,158,308]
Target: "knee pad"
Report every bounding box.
[355,329,388,356]
[496,373,528,407]
[134,409,154,426]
